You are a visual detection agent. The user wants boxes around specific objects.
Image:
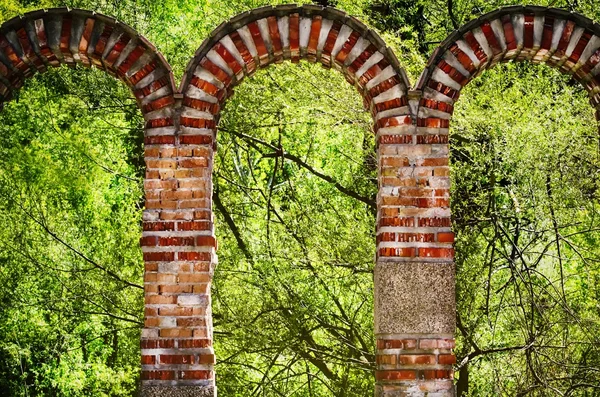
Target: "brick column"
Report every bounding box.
[140,90,216,396]
[374,89,456,396]
[140,121,216,396]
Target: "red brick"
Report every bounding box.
[159,339,176,348]
[178,221,212,231]
[502,15,517,51]
[145,135,176,145]
[196,236,216,247]
[160,354,195,365]
[141,370,176,380]
[379,134,413,144]
[480,21,501,56]
[180,135,213,145]
[418,247,454,258]
[335,30,360,65]
[289,13,300,62]
[159,284,193,294]
[267,16,283,60]
[140,236,157,246]
[159,307,193,316]
[178,273,210,283]
[143,252,175,262]
[160,328,193,338]
[179,339,212,348]
[419,339,438,349]
[178,251,211,261]
[375,370,416,380]
[307,16,322,58]
[376,354,397,365]
[378,247,416,257]
[159,236,195,246]
[199,57,232,86]
[230,30,256,72]
[179,158,209,168]
[523,14,535,49]
[179,370,211,380]
[438,354,456,365]
[399,354,436,365]
[463,31,487,63]
[198,353,215,364]
[177,317,206,327]
[213,42,243,76]
[422,369,453,379]
[145,295,177,305]
[247,22,268,65]
[437,232,455,243]
[140,340,158,349]
[141,355,155,365]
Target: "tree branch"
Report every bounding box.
[220,127,376,210]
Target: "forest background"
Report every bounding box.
[0,0,599,395]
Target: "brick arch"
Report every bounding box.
[416,5,600,124]
[178,4,412,127]
[405,5,600,396]
[163,4,456,397]
[0,8,176,122]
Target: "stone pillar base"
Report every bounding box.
[140,385,215,397]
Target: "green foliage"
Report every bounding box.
[213,62,376,396]
[0,68,144,395]
[451,62,600,394]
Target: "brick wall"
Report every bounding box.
[4,3,600,396]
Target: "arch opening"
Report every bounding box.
[211,60,377,395]
[0,8,176,119]
[417,5,600,396]
[0,50,147,395]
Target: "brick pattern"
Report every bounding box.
[376,336,455,393]
[417,6,600,124]
[0,9,175,115]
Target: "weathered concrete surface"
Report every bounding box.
[374,262,455,334]
[376,381,455,397]
[141,385,215,397]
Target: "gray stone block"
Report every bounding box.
[140,385,215,397]
[374,261,455,334]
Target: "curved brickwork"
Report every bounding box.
[417,5,600,121]
[177,4,444,265]
[0,8,176,114]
